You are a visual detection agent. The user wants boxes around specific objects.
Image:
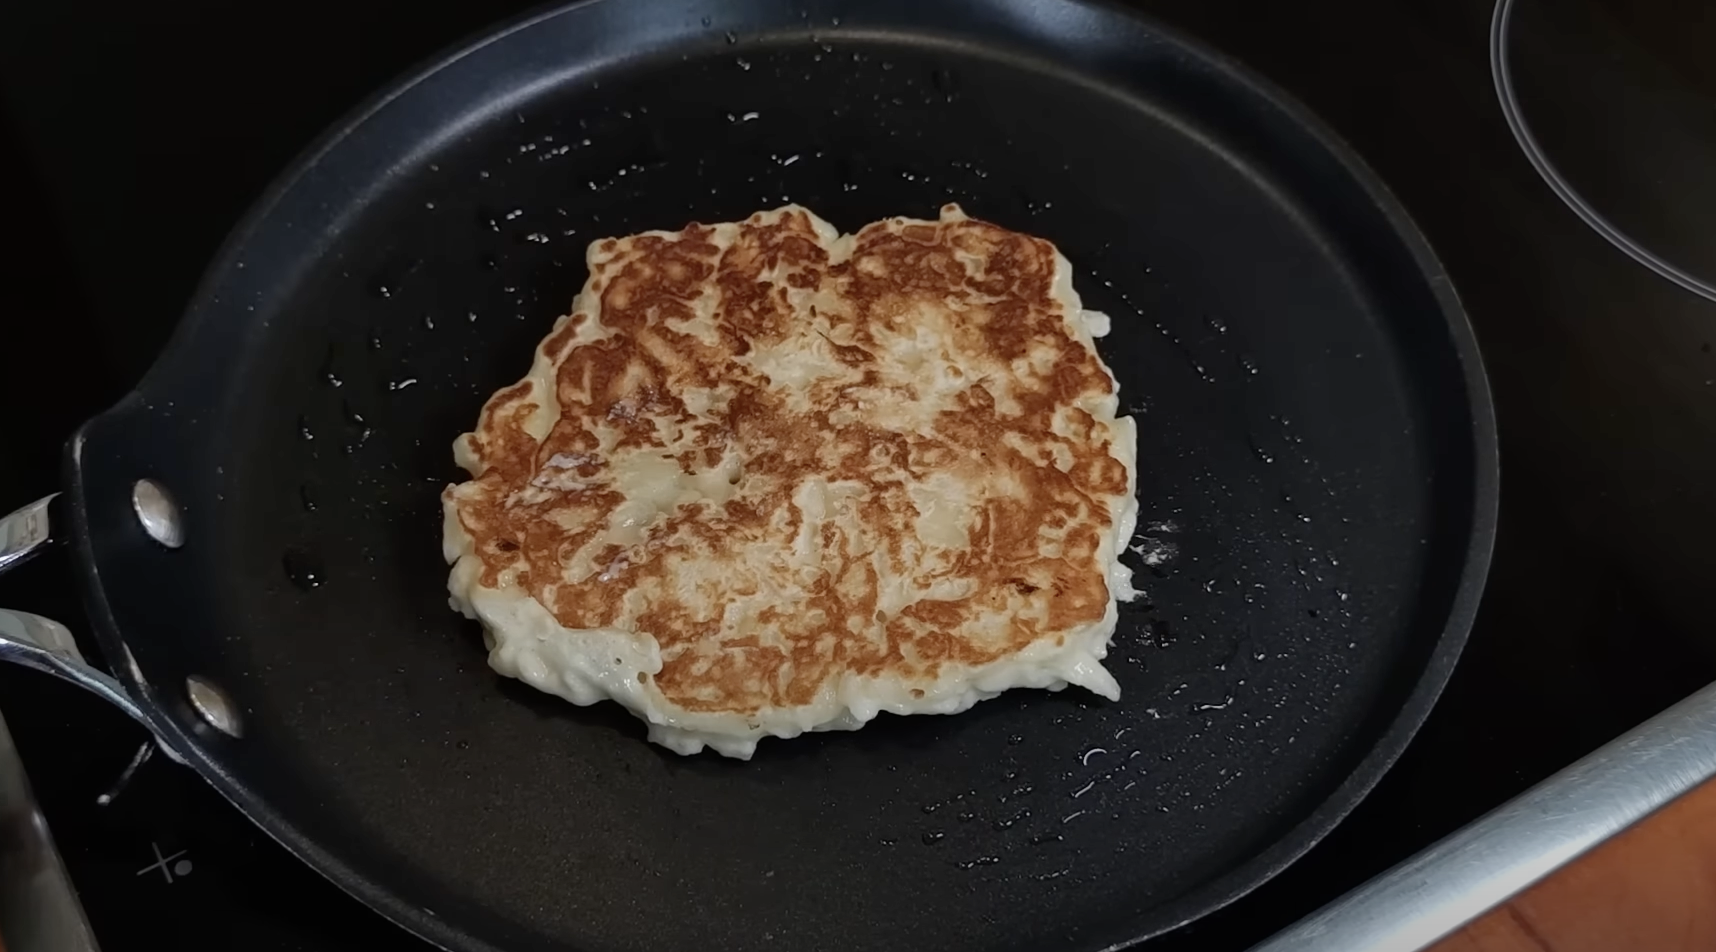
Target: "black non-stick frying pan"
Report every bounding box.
[0,0,1496,950]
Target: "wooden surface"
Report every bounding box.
[1431,777,1716,952]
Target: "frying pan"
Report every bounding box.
[0,0,1496,950]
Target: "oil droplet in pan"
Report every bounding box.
[283,550,325,590]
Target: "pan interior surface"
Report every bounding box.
[66,2,1490,951]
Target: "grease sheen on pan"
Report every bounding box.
[442,204,1139,758]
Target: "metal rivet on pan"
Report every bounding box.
[185,676,243,738]
[131,479,184,549]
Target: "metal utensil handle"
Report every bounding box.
[1249,677,1716,952]
[0,495,147,724]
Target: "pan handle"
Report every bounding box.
[0,495,147,725]
[0,609,145,724]
[0,494,55,574]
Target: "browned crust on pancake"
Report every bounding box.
[446,206,1127,716]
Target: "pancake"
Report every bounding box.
[442,204,1139,758]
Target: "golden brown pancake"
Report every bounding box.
[442,204,1138,758]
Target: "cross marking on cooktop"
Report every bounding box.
[135,842,193,884]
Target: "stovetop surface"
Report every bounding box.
[3,0,1714,950]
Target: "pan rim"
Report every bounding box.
[1054,2,1500,945]
[66,0,1500,949]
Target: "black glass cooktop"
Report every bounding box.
[2,0,1713,950]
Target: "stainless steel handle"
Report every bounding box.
[0,495,55,575]
[0,610,145,724]
[0,496,147,725]
[1249,678,1716,952]
[1,498,115,952]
